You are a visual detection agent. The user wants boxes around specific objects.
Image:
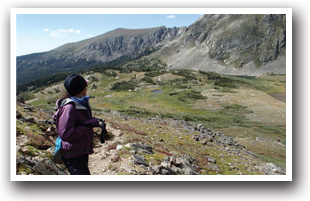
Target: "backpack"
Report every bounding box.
[52,98,74,164]
[51,97,95,164]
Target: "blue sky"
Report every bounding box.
[16,14,201,56]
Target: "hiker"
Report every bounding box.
[53,74,100,175]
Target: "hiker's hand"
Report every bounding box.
[97,118,105,127]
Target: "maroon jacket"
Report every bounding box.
[53,98,99,158]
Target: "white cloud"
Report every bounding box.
[166,15,176,19]
[87,34,93,37]
[46,28,82,37]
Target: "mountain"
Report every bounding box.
[17,14,286,86]
[155,14,286,75]
[17,26,186,84]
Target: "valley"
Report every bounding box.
[14,14,287,176]
[16,66,286,175]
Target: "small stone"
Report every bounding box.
[116,145,123,150]
[125,143,132,148]
[207,157,216,164]
[129,150,136,155]
[160,168,171,175]
[160,161,171,168]
[111,155,120,163]
[149,165,160,174]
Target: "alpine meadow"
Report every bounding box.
[15,14,288,178]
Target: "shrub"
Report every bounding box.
[141,76,156,84]
[214,77,236,88]
[111,81,137,91]
[144,71,167,77]
[170,90,207,103]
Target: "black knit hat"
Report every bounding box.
[64,74,87,96]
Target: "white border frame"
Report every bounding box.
[10,8,292,181]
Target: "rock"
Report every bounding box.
[160,168,173,175]
[132,143,153,154]
[129,150,136,155]
[116,145,123,150]
[111,155,120,163]
[169,155,176,164]
[207,157,216,164]
[207,135,214,142]
[23,106,34,112]
[17,96,25,104]
[246,151,258,158]
[124,143,132,148]
[259,163,284,175]
[133,154,148,166]
[149,165,161,175]
[23,116,35,123]
[47,147,55,155]
[195,124,203,131]
[46,126,55,135]
[16,111,22,119]
[160,161,171,168]
[208,164,220,172]
[33,159,67,175]
[149,154,201,175]
[179,157,200,175]
[192,135,200,141]
[170,166,183,174]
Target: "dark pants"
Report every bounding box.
[63,154,90,175]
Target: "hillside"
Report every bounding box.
[16,14,286,87]
[16,67,286,176]
[155,14,286,75]
[17,26,185,85]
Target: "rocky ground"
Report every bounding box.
[15,97,285,176]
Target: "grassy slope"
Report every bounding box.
[26,69,286,170]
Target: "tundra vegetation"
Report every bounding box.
[17,57,286,175]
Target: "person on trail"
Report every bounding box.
[53,74,100,175]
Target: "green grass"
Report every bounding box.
[26,69,287,172]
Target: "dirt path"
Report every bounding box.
[88,123,133,175]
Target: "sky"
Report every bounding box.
[16,14,202,56]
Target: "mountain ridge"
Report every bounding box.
[17,14,286,86]
[156,14,286,75]
[17,26,186,84]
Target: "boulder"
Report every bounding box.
[33,159,67,175]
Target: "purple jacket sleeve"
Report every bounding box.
[57,104,99,142]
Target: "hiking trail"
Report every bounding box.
[89,123,132,175]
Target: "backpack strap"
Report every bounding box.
[59,98,88,111]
